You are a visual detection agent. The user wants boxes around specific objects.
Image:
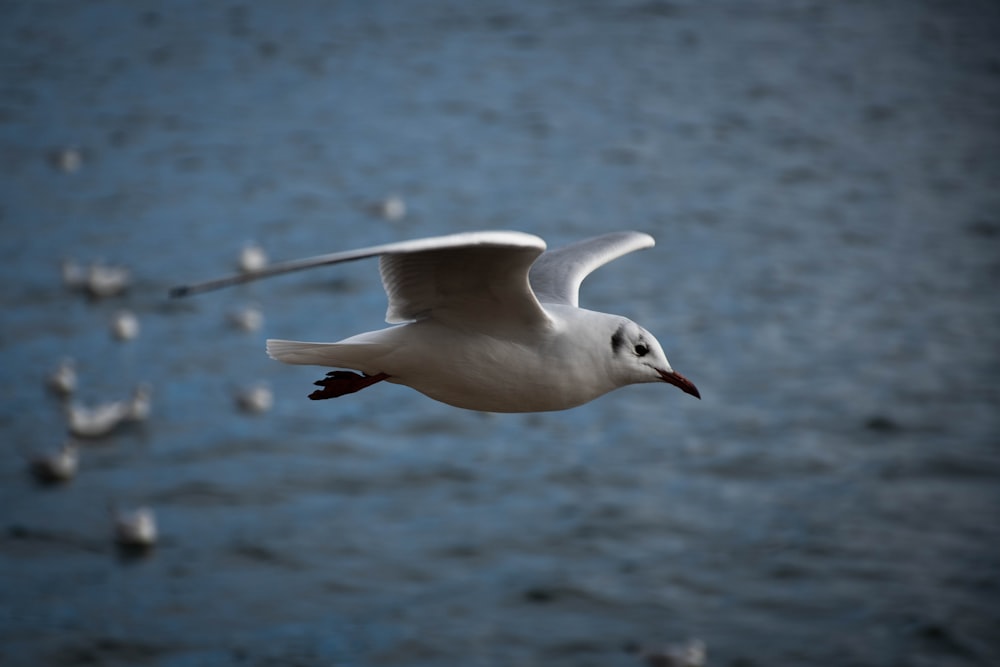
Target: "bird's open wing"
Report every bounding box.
[171,231,551,331]
[528,231,655,307]
[378,232,548,330]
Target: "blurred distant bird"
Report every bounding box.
[62,259,131,297]
[85,261,131,298]
[235,382,273,414]
[238,241,268,273]
[51,146,83,173]
[126,383,153,422]
[228,304,265,332]
[46,358,77,397]
[66,397,131,438]
[110,310,140,341]
[170,231,700,412]
[65,383,150,437]
[60,259,86,289]
[112,506,158,548]
[29,441,79,483]
[376,194,406,222]
[639,639,707,667]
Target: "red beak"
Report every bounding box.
[658,369,701,399]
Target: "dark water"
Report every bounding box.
[2,1,999,665]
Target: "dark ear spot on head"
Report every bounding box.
[610,324,625,354]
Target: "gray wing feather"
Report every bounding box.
[379,235,548,330]
[170,230,546,310]
[529,231,654,307]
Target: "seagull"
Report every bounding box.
[112,506,158,548]
[170,231,700,412]
[227,304,265,332]
[29,441,79,483]
[638,639,707,667]
[85,261,131,298]
[125,382,153,422]
[66,395,132,438]
[235,381,274,414]
[46,357,78,397]
[60,259,87,289]
[376,194,406,222]
[110,309,140,341]
[51,146,83,173]
[238,241,268,273]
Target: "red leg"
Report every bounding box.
[308,371,390,400]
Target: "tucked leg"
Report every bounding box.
[308,371,390,400]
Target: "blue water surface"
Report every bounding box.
[2,2,999,666]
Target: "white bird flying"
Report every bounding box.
[171,231,700,412]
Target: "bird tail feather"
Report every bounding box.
[266,339,387,370]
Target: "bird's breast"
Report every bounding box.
[382,323,616,412]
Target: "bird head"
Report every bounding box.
[609,319,700,399]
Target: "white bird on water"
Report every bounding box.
[227,304,265,332]
[60,259,87,289]
[46,357,78,397]
[61,259,131,297]
[66,397,132,438]
[235,381,274,414]
[29,441,80,483]
[171,231,699,412]
[110,309,140,341]
[112,506,158,548]
[65,383,152,437]
[376,194,406,222]
[238,241,268,273]
[126,382,154,422]
[85,261,131,298]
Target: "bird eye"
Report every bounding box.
[634,343,649,357]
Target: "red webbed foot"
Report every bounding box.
[308,371,390,400]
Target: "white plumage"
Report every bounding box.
[46,357,77,397]
[173,231,699,412]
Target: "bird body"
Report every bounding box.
[61,259,131,297]
[60,259,86,289]
[29,441,79,483]
[85,262,131,298]
[126,383,153,422]
[113,506,158,547]
[110,310,140,341]
[65,383,151,437]
[268,304,661,412]
[228,304,264,332]
[238,242,268,273]
[67,399,132,438]
[235,382,274,414]
[46,358,77,397]
[173,231,699,412]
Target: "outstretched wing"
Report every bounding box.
[170,230,551,330]
[377,232,549,330]
[528,231,655,307]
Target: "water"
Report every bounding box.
[2,1,999,665]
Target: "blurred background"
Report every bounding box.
[1,1,998,665]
